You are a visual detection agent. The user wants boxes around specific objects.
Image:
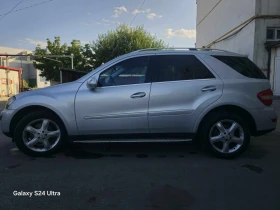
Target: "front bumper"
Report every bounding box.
[1,108,16,138]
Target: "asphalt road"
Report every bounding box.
[0,99,280,210]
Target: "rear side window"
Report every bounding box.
[156,55,215,82]
[213,56,266,79]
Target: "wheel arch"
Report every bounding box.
[10,105,68,138]
[195,105,257,136]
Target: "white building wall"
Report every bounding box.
[196,0,280,72]
[271,46,280,95]
[196,0,220,24]
[37,70,50,88]
[277,47,280,57]
[196,0,256,60]
[253,0,280,70]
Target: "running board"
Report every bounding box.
[73,138,193,143]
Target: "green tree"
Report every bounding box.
[93,24,167,67]
[22,80,29,88]
[81,43,96,72]
[33,37,95,81]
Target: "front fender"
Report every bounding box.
[9,94,79,136]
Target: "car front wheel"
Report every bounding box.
[14,111,66,157]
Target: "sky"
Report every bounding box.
[0,0,197,51]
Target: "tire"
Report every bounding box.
[199,111,250,159]
[14,111,67,157]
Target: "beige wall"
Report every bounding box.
[0,69,20,97]
[0,46,51,88]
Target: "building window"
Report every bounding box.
[267,28,280,40]
[277,29,280,40]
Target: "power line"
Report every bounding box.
[196,0,222,27]
[0,0,54,17]
[130,0,146,26]
[102,0,147,68]
[100,0,146,68]
[0,0,24,21]
[0,0,35,11]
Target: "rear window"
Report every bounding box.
[212,56,267,79]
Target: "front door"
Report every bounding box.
[274,57,280,96]
[75,56,153,135]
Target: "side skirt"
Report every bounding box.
[69,133,196,143]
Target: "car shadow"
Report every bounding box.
[63,142,201,159]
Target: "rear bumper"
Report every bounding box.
[253,128,275,137]
[250,106,277,136]
[2,131,12,138]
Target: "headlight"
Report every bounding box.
[5,96,16,109]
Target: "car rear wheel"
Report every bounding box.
[14,111,66,157]
[200,111,250,158]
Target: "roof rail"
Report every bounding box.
[133,48,229,52]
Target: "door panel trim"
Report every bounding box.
[84,112,147,119]
[149,109,193,116]
[151,78,216,85]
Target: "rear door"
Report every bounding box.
[148,54,224,133]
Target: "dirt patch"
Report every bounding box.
[242,164,263,174]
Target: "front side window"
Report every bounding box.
[156,55,215,82]
[98,56,150,87]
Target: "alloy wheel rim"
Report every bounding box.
[22,118,61,152]
[209,120,244,154]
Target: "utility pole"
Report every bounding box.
[71,54,74,69]
[6,55,9,97]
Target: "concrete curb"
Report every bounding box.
[0,97,9,101]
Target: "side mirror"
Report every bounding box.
[87,77,98,89]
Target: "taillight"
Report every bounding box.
[257,89,273,106]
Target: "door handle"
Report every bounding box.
[131,92,146,98]
[201,86,216,92]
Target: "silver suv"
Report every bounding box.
[1,48,277,158]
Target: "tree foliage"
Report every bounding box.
[33,24,166,81]
[33,37,95,81]
[22,79,29,88]
[92,24,167,67]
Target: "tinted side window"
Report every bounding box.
[98,56,150,87]
[212,56,266,79]
[156,55,215,82]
